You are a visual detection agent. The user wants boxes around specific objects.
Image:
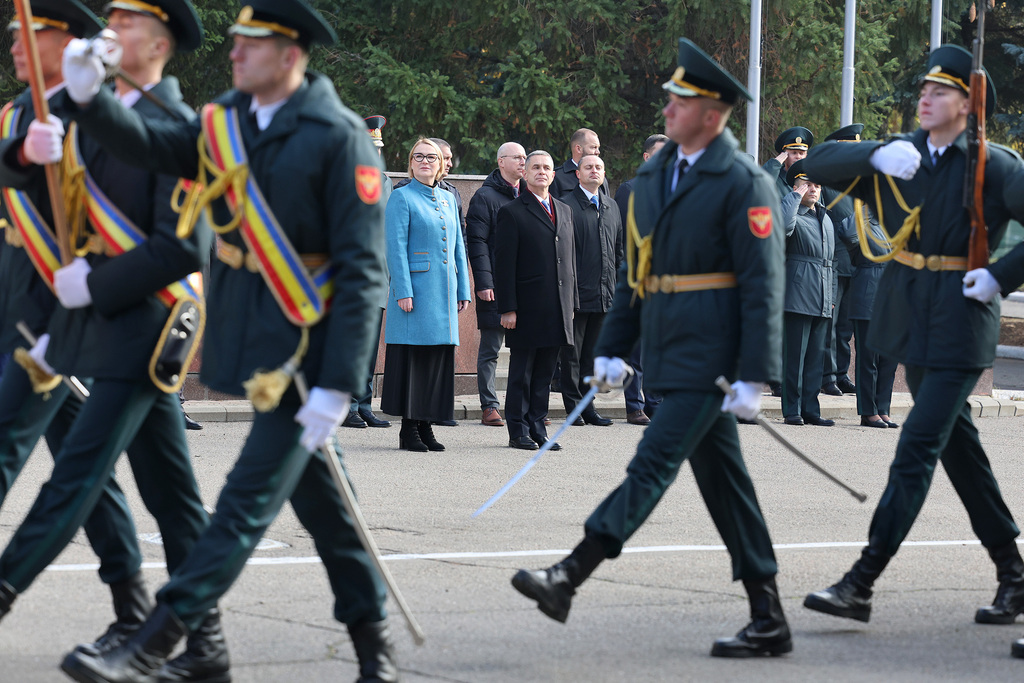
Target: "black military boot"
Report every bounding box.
[61,602,187,683]
[76,573,153,657]
[976,541,1024,624]
[348,618,400,682]
[711,577,793,657]
[156,609,230,682]
[1013,635,1024,658]
[511,535,605,623]
[803,545,889,622]
[0,580,15,622]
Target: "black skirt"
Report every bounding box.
[380,344,455,421]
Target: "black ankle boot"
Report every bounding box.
[976,541,1024,624]
[0,580,15,622]
[349,618,400,682]
[398,419,427,452]
[416,421,444,451]
[711,577,793,657]
[1013,635,1024,658]
[803,545,889,622]
[76,573,153,656]
[511,535,605,623]
[61,603,188,683]
[156,608,230,682]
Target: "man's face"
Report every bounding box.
[11,28,70,84]
[575,154,605,191]
[437,144,453,178]
[795,178,820,207]
[574,132,600,160]
[784,148,807,169]
[106,10,162,75]
[497,144,526,180]
[918,81,969,132]
[662,94,706,147]
[230,34,290,96]
[642,141,666,162]
[524,155,554,193]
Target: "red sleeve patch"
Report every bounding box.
[748,206,772,238]
[355,165,382,204]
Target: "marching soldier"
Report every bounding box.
[0,1,229,678]
[59,0,397,680]
[801,45,1024,637]
[511,38,790,658]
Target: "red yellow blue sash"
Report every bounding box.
[65,123,202,307]
[200,104,332,327]
[0,103,61,290]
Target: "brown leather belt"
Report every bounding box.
[894,250,968,272]
[216,237,328,273]
[644,271,737,294]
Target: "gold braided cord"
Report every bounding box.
[857,173,921,263]
[625,192,652,301]
[242,327,309,412]
[59,126,92,258]
[853,199,896,262]
[174,130,248,239]
[824,176,862,211]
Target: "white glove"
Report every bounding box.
[23,115,64,165]
[62,37,108,104]
[54,257,93,309]
[963,268,1001,303]
[28,333,55,376]
[720,381,762,421]
[295,387,352,452]
[593,356,629,388]
[870,141,921,181]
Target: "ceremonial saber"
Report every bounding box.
[14,0,71,264]
[16,321,90,402]
[293,372,425,646]
[716,376,867,503]
[473,371,631,518]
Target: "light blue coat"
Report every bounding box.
[385,179,470,345]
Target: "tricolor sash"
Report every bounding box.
[196,104,333,327]
[64,123,202,308]
[0,103,61,290]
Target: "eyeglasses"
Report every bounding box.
[500,155,527,162]
[412,153,439,163]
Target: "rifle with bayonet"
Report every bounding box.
[965,0,991,272]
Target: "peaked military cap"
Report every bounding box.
[364,115,386,148]
[7,0,102,38]
[662,38,752,106]
[104,0,203,52]
[922,43,996,118]
[785,159,815,187]
[824,123,864,142]
[774,127,814,154]
[228,0,337,49]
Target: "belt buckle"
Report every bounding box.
[660,274,675,294]
[911,252,926,270]
[926,255,942,272]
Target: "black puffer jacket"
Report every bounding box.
[466,168,521,328]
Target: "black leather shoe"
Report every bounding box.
[783,415,804,426]
[836,376,857,394]
[882,418,900,428]
[977,579,1024,624]
[861,416,888,428]
[821,382,844,396]
[359,409,391,428]
[156,609,230,682]
[1013,637,1024,658]
[509,436,538,450]
[431,419,458,426]
[570,415,585,426]
[183,413,203,431]
[803,415,836,427]
[349,619,400,683]
[712,578,792,658]
[581,410,612,426]
[0,580,16,622]
[512,567,575,623]
[804,576,872,622]
[533,436,561,451]
[769,382,783,398]
[343,412,368,428]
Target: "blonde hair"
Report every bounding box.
[406,138,445,185]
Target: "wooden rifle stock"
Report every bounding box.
[965,3,989,272]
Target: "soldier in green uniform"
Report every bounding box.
[801,45,1024,632]
[59,1,397,681]
[0,2,230,679]
[762,126,814,198]
[511,38,791,658]
[0,0,140,644]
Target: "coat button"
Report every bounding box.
[442,236,447,241]
[555,236,559,242]
[443,248,447,253]
[557,258,561,263]
[444,260,448,264]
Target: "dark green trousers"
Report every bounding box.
[157,396,387,632]
[0,379,206,592]
[782,312,828,419]
[585,390,778,581]
[0,363,139,587]
[867,365,1019,558]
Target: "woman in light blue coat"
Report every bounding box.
[381,139,471,451]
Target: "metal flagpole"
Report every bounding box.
[931,0,943,51]
[746,0,763,159]
[840,0,857,126]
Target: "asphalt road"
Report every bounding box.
[2,415,1023,682]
